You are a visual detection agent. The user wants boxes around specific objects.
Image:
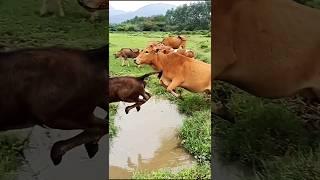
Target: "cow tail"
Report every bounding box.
[137,71,162,80]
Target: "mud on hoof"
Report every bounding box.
[84,143,99,158]
[50,142,65,165]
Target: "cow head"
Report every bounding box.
[134,45,157,65]
[114,51,121,58]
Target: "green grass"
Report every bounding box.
[214,90,320,179]
[0,135,26,180]
[132,163,211,180]
[110,31,211,178]
[0,0,107,49]
[257,148,320,180]
[109,104,118,138]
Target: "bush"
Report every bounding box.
[258,148,320,180]
[216,94,320,168]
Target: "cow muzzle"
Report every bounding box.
[134,58,140,65]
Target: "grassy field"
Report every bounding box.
[109,31,211,179]
[213,82,320,179]
[0,0,107,178]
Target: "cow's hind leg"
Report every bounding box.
[135,92,151,111]
[125,99,147,114]
[50,116,107,165]
[166,78,183,98]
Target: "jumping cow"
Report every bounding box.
[162,35,187,49]
[0,45,108,165]
[114,48,140,67]
[109,72,160,114]
[135,44,211,97]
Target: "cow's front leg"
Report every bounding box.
[166,78,183,98]
[121,58,125,66]
[40,0,49,16]
[57,0,65,17]
[125,99,147,114]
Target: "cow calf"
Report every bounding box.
[109,72,159,114]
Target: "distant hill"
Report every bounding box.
[109,3,176,24]
[109,6,126,17]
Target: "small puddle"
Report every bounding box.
[5,108,108,180]
[109,97,195,179]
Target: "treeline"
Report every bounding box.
[110,1,211,32]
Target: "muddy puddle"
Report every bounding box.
[4,108,108,180]
[109,97,195,179]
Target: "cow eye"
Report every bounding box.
[145,51,149,53]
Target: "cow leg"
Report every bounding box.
[125,99,147,114]
[166,79,183,98]
[50,116,107,165]
[57,0,65,17]
[40,0,49,16]
[121,59,125,66]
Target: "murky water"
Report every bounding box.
[109,97,195,179]
[5,108,108,180]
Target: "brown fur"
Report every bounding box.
[214,0,320,101]
[135,45,211,97]
[162,36,187,49]
[109,72,159,114]
[114,48,140,66]
[0,45,108,165]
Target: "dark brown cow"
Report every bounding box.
[0,45,108,165]
[114,48,140,67]
[214,0,320,102]
[109,72,160,114]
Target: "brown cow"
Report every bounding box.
[214,0,320,102]
[114,48,140,67]
[148,43,196,58]
[40,0,105,21]
[0,45,107,165]
[135,44,211,97]
[109,72,160,114]
[162,35,187,49]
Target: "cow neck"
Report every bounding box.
[152,52,165,70]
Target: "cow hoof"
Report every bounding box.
[125,107,130,114]
[136,106,141,112]
[50,142,65,165]
[85,143,99,158]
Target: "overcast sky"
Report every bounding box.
[110,1,200,12]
